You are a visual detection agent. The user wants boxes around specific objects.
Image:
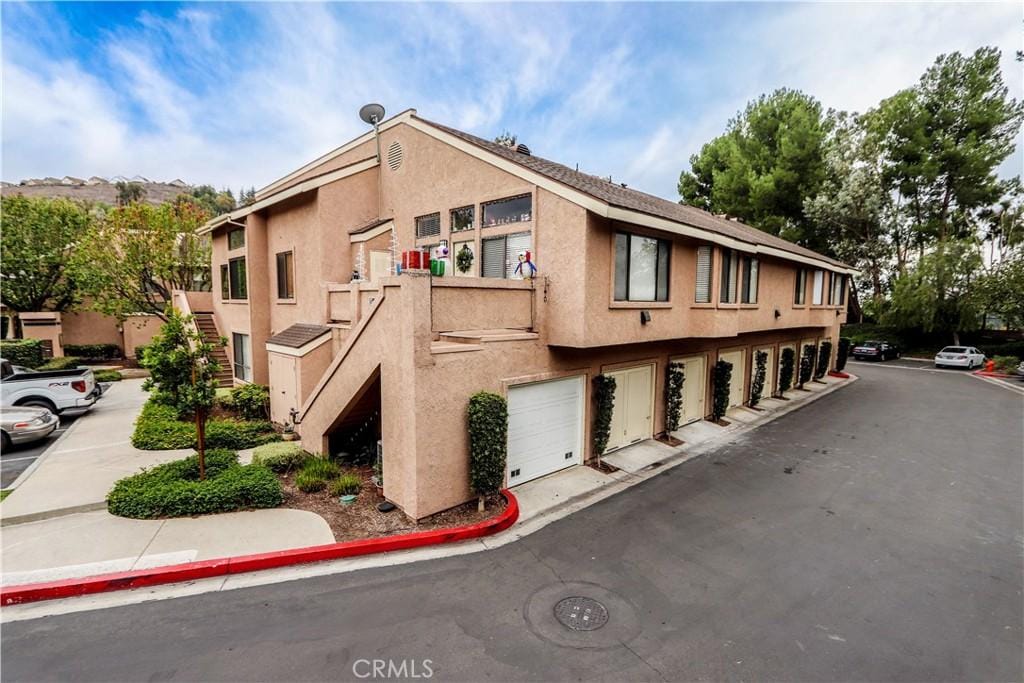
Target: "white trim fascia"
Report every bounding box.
[256,109,417,198]
[266,333,331,358]
[406,117,855,276]
[350,220,395,243]
[200,157,379,235]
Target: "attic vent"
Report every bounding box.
[515,143,531,156]
[387,141,403,171]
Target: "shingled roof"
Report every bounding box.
[266,323,331,350]
[414,116,850,270]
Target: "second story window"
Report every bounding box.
[695,246,713,303]
[830,273,846,306]
[794,269,807,305]
[812,270,825,305]
[228,228,245,250]
[614,232,670,302]
[415,213,441,239]
[276,251,294,299]
[740,257,759,304]
[450,206,474,232]
[220,264,230,300]
[482,194,532,227]
[720,249,739,303]
[228,257,247,300]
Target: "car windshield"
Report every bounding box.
[859,342,882,348]
[940,347,967,354]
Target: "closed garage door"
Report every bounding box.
[719,350,746,408]
[672,355,707,427]
[605,364,654,452]
[507,376,584,486]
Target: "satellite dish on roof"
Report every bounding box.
[359,103,386,125]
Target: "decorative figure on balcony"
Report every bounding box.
[514,250,537,280]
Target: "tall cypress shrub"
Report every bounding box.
[815,341,832,379]
[779,347,795,393]
[468,391,508,511]
[749,351,768,407]
[836,337,851,372]
[798,344,815,388]
[664,362,685,434]
[712,359,732,421]
[592,374,616,458]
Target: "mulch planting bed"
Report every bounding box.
[277,465,507,542]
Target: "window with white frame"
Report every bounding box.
[482,232,531,279]
[794,269,807,305]
[830,273,846,306]
[695,246,713,303]
[415,213,441,238]
[740,256,759,304]
[720,249,740,303]
[614,232,670,302]
[482,194,532,227]
[812,270,824,305]
[232,332,252,381]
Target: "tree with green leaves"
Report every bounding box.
[115,181,146,206]
[0,195,94,325]
[73,201,211,322]
[142,307,225,479]
[971,256,1024,331]
[181,185,237,216]
[679,88,829,247]
[882,239,983,344]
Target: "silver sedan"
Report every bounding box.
[1,406,59,450]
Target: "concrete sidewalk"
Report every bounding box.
[0,380,196,524]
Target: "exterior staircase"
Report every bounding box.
[193,312,233,387]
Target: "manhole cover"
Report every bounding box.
[553,597,609,631]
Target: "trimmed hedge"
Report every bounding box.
[836,338,851,372]
[131,400,279,450]
[38,356,82,371]
[94,369,123,382]
[815,341,832,379]
[468,391,508,497]
[592,374,616,455]
[979,341,1024,360]
[64,343,121,359]
[253,442,310,473]
[664,362,684,433]
[712,359,732,421]
[0,339,43,368]
[798,344,815,388]
[107,448,282,518]
[226,383,270,420]
[749,351,767,407]
[779,347,795,393]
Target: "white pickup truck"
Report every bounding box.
[0,358,101,415]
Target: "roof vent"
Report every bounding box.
[386,141,403,171]
[515,143,531,156]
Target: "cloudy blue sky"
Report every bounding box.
[2,2,1021,200]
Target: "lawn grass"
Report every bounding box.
[0,490,11,502]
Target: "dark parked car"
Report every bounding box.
[851,340,901,361]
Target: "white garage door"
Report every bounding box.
[719,350,746,408]
[507,376,584,486]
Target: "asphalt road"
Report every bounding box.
[3,365,1022,682]
[0,414,78,489]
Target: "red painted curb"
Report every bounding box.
[972,370,1015,379]
[2,491,519,606]
[828,371,851,379]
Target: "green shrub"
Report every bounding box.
[64,343,121,359]
[815,341,832,379]
[798,344,815,388]
[468,391,508,499]
[0,339,43,368]
[295,472,327,493]
[329,473,362,496]
[664,362,684,433]
[134,344,150,363]
[712,359,732,421]
[749,351,767,407]
[779,347,795,393]
[131,399,279,450]
[992,355,1020,373]
[228,383,270,420]
[94,369,123,382]
[253,442,310,473]
[979,341,1024,359]
[836,337,851,372]
[300,457,341,480]
[38,356,82,371]
[592,375,616,455]
[106,449,282,518]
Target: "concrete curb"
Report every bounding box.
[1,490,519,606]
[1,502,107,527]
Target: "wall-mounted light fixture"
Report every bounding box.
[774,308,781,319]
[640,310,651,325]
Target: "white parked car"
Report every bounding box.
[934,346,986,369]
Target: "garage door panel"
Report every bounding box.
[507,376,583,485]
[719,350,745,408]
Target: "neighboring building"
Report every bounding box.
[198,109,853,519]
[0,176,190,205]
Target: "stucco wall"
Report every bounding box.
[61,310,123,349]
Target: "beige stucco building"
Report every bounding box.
[198,109,853,519]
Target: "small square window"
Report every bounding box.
[228,228,245,250]
[450,206,474,232]
[415,213,441,238]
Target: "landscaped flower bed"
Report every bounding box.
[131,400,279,450]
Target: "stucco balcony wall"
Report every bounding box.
[430,278,534,333]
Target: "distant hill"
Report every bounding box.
[0,176,192,206]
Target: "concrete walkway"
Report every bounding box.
[0,378,336,585]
